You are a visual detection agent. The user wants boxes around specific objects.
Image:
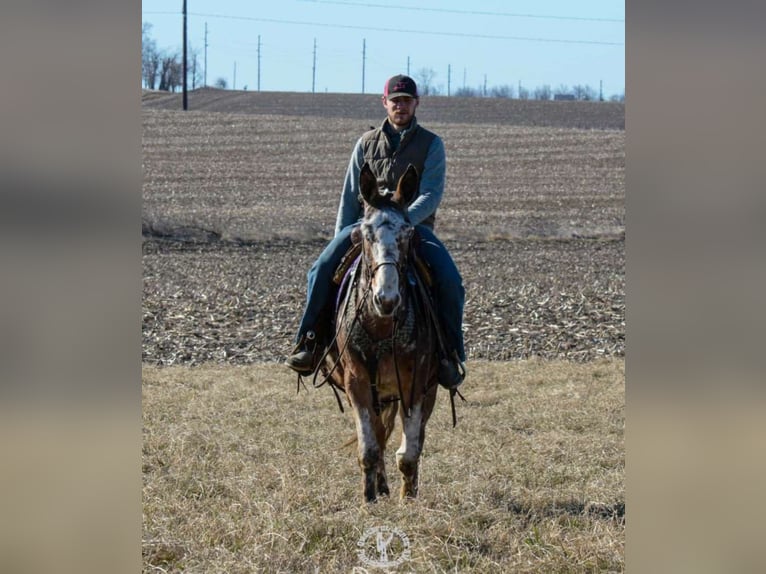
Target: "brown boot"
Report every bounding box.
[285,331,318,375]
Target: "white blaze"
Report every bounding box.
[370,212,402,311]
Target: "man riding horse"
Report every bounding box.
[286,74,466,390]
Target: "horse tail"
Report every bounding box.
[382,400,399,444]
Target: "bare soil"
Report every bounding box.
[142,89,624,365]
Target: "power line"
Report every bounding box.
[296,0,624,24]
[187,12,623,47]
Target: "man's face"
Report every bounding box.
[382,95,418,129]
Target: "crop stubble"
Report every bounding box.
[142,92,624,366]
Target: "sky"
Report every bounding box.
[141,0,625,97]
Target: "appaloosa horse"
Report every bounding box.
[319,163,440,502]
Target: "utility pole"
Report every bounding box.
[463,67,466,90]
[407,56,410,75]
[483,74,487,97]
[257,35,261,91]
[312,38,317,93]
[361,39,366,93]
[447,64,451,96]
[233,61,236,90]
[182,0,188,110]
[599,79,603,101]
[204,22,208,87]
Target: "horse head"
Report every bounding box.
[357,163,418,318]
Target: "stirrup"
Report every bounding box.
[449,349,468,381]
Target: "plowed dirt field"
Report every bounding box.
[142,89,624,365]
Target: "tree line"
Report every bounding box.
[412,67,624,102]
[450,82,619,102]
[142,23,625,102]
[142,23,205,91]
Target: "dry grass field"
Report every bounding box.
[142,89,624,572]
[143,360,624,573]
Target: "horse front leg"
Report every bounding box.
[396,402,423,499]
[396,379,438,500]
[374,431,389,498]
[343,368,375,502]
[373,402,398,498]
[350,405,380,502]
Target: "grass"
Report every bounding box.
[142,359,624,573]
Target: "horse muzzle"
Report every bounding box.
[373,292,401,317]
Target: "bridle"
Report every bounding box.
[362,226,414,285]
[364,259,403,285]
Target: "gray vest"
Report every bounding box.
[360,117,438,229]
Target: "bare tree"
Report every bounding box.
[158,52,183,92]
[188,45,203,90]
[572,84,598,101]
[214,77,228,89]
[142,23,160,89]
[413,67,437,96]
[490,84,514,99]
[453,86,478,97]
[533,84,552,100]
[554,84,571,97]
[517,85,530,100]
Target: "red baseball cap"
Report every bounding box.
[384,75,418,99]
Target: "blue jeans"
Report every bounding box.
[296,224,465,362]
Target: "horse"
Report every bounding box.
[318,163,440,502]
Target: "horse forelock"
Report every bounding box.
[363,207,410,263]
[364,191,408,218]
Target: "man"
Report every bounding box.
[286,74,465,389]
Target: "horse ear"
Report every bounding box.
[393,164,419,207]
[359,163,380,207]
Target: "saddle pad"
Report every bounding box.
[335,255,360,314]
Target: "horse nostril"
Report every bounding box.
[373,292,401,316]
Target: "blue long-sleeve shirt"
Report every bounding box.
[334,129,447,236]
